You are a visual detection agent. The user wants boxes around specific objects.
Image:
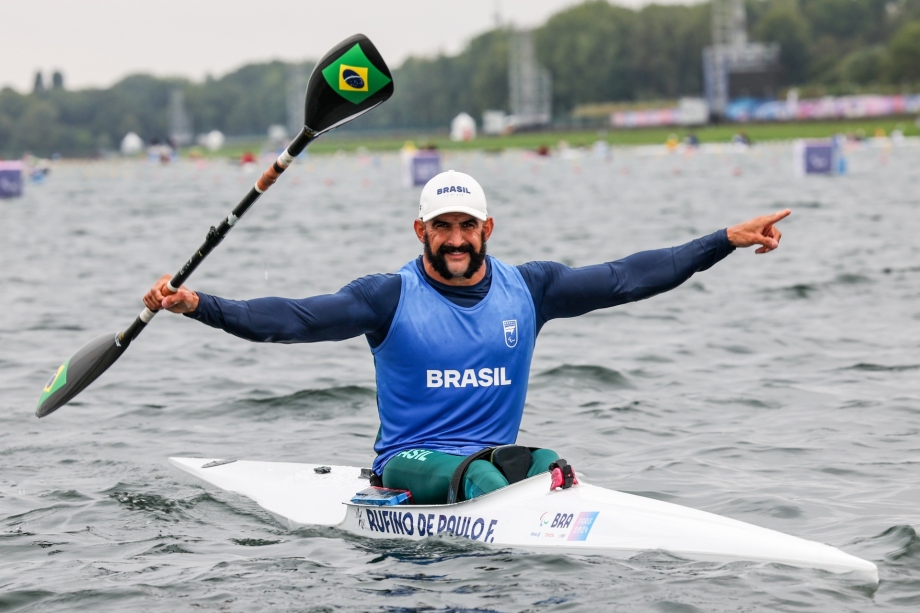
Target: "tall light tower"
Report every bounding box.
[508,30,552,129]
[711,0,748,48]
[168,89,192,147]
[703,0,779,120]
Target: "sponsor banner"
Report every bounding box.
[0,161,23,199]
[612,108,678,128]
[803,143,834,174]
[611,94,920,127]
[728,94,920,122]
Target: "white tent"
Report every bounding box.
[482,110,508,135]
[202,130,225,152]
[450,113,476,142]
[120,132,143,155]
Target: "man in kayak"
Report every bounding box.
[144,170,788,504]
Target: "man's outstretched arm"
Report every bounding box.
[519,210,790,329]
[142,274,401,344]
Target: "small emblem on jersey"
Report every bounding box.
[503,319,518,348]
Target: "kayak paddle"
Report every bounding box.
[36,33,394,418]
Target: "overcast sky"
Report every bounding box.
[0,0,690,93]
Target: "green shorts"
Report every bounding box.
[382,447,559,505]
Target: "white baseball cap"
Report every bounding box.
[418,170,488,222]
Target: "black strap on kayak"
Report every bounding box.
[447,447,494,504]
[447,445,539,504]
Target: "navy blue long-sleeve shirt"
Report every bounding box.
[188,230,734,347]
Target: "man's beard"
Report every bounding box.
[423,230,488,281]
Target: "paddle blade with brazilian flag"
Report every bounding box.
[37,333,129,417]
[35,34,393,419]
[304,34,393,134]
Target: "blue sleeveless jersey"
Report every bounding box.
[371,256,536,474]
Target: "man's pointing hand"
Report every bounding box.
[727,209,791,254]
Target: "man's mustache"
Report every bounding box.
[437,243,476,255]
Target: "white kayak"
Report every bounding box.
[169,457,878,583]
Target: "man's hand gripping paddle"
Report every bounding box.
[35,34,394,418]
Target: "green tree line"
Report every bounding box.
[2,0,919,157]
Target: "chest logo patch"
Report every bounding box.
[503,320,518,348]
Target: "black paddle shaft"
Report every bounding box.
[118,128,316,346]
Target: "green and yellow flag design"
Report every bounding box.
[322,44,391,104]
[38,361,68,408]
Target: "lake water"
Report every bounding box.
[2,139,919,611]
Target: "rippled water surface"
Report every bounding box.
[2,141,920,611]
